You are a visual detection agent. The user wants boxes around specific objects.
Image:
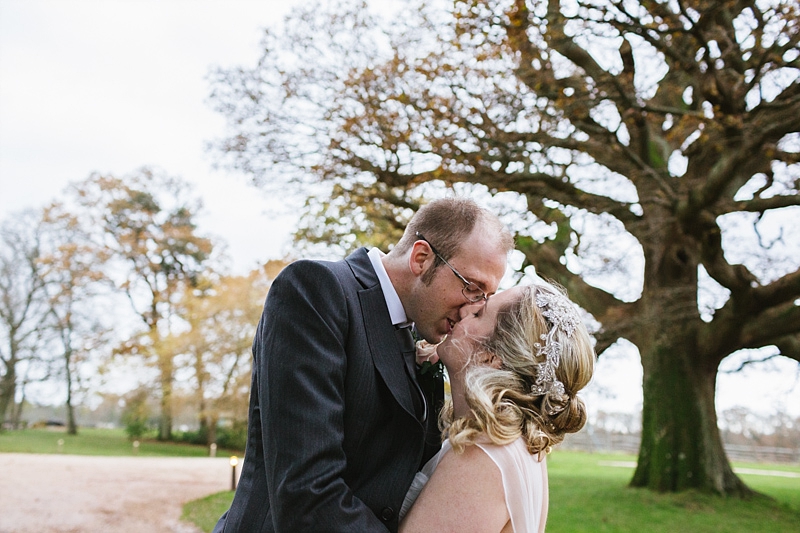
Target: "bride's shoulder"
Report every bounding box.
[401,443,509,532]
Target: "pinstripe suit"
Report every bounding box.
[213,248,443,532]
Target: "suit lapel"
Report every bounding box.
[347,249,420,422]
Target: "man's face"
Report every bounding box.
[407,224,507,344]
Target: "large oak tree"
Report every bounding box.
[210,0,800,495]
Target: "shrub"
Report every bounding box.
[215,420,247,452]
[121,389,152,440]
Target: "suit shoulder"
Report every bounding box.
[284,255,362,281]
[277,258,340,278]
[271,258,355,298]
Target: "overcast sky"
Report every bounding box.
[1,0,797,417]
[0,0,302,274]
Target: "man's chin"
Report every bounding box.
[423,332,447,345]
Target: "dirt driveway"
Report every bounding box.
[0,453,238,533]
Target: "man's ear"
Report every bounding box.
[408,240,434,277]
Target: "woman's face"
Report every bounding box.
[436,286,522,371]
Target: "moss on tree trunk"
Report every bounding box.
[633,344,751,495]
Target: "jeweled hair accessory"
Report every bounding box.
[530,284,580,413]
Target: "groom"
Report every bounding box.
[213,197,513,532]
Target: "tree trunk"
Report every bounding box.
[66,390,78,434]
[0,368,16,430]
[207,414,218,447]
[632,339,751,495]
[157,360,173,441]
[631,238,753,496]
[196,364,210,444]
[65,348,78,435]
[198,395,218,447]
[12,393,24,429]
[9,383,26,429]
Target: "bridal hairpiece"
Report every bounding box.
[530,284,580,414]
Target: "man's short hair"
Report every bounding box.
[395,197,514,263]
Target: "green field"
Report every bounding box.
[0,427,238,457]
[545,450,800,532]
[183,450,800,533]
[3,428,798,532]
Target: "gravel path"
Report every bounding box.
[0,453,237,533]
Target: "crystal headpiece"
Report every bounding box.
[530,284,580,413]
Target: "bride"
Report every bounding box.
[400,282,595,533]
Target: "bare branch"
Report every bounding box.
[720,353,781,373]
[719,194,800,215]
[700,224,760,294]
[741,300,800,351]
[773,333,800,364]
[491,172,640,225]
[751,269,800,310]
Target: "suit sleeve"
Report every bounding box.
[257,260,390,532]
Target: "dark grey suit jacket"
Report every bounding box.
[213,248,443,532]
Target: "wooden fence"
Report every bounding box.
[561,430,800,464]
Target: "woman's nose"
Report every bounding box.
[458,302,483,319]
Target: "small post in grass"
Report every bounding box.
[230,456,239,491]
[132,440,140,456]
[57,439,64,453]
[210,443,217,457]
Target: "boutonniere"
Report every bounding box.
[418,359,444,379]
[416,341,444,379]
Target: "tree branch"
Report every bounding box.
[699,222,759,294]
[748,81,800,139]
[515,234,607,307]
[772,333,800,364]
[751,269,800,310]
[741,301,800,352]
[719,353,782,373]
[514,213,638,354]
[493,172,640,225]
[540,8,635,110]
[720,194,800,215]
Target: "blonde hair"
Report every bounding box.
[442,283,595,456]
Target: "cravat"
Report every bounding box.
[395,325,427,422]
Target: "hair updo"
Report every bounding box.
[442,283,596,456]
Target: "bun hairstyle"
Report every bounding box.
[442,283,596,456]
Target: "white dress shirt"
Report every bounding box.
[367,247,410,327]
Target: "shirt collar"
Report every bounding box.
[367,247,410,327]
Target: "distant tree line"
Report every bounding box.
[0,167,287,445]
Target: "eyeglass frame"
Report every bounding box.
[415,231,488,303]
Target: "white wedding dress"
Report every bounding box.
[400,437,549,532]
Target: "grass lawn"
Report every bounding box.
[182,491,237,532]
[545,450,800,533]
[183,450,800,533]
[4,428,797,531]
[0,427,238,457]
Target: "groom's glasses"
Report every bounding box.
[415,232,488,304]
